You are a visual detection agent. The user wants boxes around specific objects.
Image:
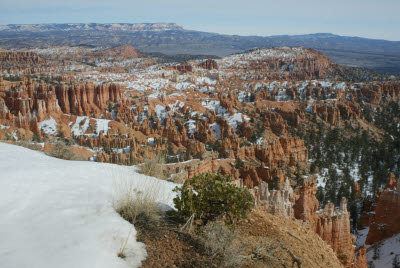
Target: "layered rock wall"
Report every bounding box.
[294,178,359,266]
[366,177,400,245]
[254,179,297,218]
[311,198,355,265]
[1,78,121,119]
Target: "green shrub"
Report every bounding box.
[173,173,254,224]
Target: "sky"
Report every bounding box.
[1,0,399,41]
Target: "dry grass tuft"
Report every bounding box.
[198,221,244,267]
[112,170,165,260]
[112,171,163,229]
[139,155,166,179]
[19,140,42,151]
[49,142,84,161]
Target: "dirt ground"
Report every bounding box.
[133,210,343,268]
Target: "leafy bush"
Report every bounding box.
[173,173,254,224]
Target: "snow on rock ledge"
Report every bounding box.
[39,116,58,135]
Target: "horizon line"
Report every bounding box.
[1,22,399,42]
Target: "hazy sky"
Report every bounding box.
[1,0,399,41]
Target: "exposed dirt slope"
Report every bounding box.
[238,210,344,268]
[137,210,343,268]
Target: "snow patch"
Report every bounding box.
[201,100,226,115]
[71,116,90,136]
[227,113,249,132]
[210,123,221,139]
[39,116,58,135]
[185,120,197,137]
[95,119,111,135]
[155,105,168,123]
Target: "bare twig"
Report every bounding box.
[180,213,195,233]
[278,240,302,268]
[288,232,304,242]
[118,225,134,258]
[244,240,302,268]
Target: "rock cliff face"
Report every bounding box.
[0,51,42,64]
[294,178,359,266]
[199,59,218,70]
[352,246,368,268]
[254,179,297,218]
[1,78,121,119]
[54,82,121,116]
[293,177,319,221]
[312,198,355,266]
[236,137,308,188]
[0,77,122,139]
[0,51,50,76]
[366,176,400,245]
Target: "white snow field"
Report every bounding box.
[366,234,400,268]
[0,142,177,268]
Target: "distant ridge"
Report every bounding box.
[0,23,399,74]
[0,23,184,32]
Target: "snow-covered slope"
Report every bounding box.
[366,234,400,268]
[0,142,176,268]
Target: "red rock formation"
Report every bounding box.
[162,154,239,182]
[1,78,121,118]
[352,246,368,268]
[170,63,193,73]
[312,198,355,266]
[386,172,397,189]
[0,52,42,64]
[199,59,218,70]
[0,78,122,136]
[351,181,362,199]
[294,178,361,267]
[293,177,319,221]
[87,44,140,58]
[254,179,297,218]
[366,176,400,245]
[55,81,121,116]
[224,47,342,80]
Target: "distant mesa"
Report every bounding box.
[88,44,141,58]
[0,23,184,32]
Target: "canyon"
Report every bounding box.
[1,44,400,267]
